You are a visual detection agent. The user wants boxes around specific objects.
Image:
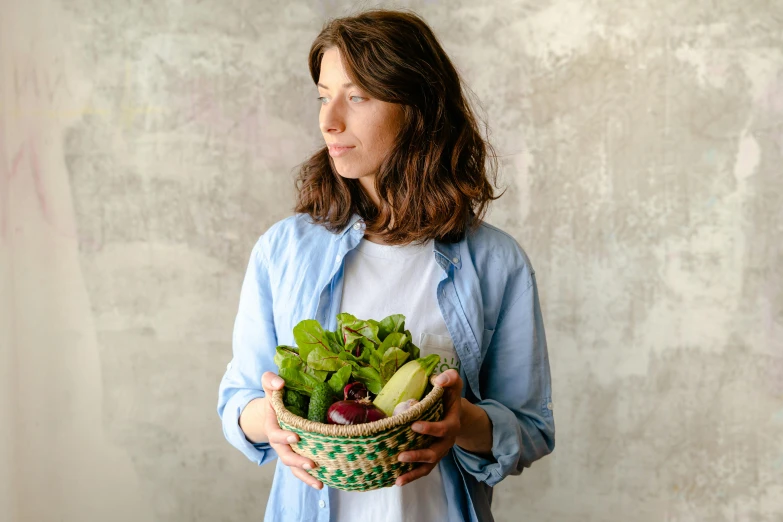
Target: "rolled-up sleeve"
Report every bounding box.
[454,271,555,487]
[217,237,278,466]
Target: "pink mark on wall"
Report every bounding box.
[0,58,78,240]
[0,127,73,240]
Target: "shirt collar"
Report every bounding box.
[337,213,366,238]
[337,213,462,270]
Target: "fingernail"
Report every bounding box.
[411,423,423,432]
[287,435,298,444]
[272,377,284,388]
[303,463,312,470]
[398,454,410,462]
[395,479,403,487]
[434,374,447,385]
[311,483,320,489]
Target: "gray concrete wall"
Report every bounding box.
[1,0,781,521]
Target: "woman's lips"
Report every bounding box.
[328,145,355,157]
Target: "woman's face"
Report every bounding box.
[317,47,404,201]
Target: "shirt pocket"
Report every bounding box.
[418,332,461,375]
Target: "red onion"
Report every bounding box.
[343,381,369,401]
[326,398,387,425]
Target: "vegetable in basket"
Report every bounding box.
[326,398,387,425]
[283,389,308,418]
[307,382,336,423]
[326,382,386,425]
[372,354,441,417]
[274,313,441,424]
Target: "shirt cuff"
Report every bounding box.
[222,388,277,466]
[452,399,521,487]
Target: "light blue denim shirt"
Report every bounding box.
[217,212,555,522]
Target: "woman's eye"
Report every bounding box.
[317,96,366,105]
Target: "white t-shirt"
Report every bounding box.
[330,237,460,522]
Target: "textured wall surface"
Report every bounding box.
[1,0,782,521]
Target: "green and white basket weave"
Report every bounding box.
[269,385,445,491]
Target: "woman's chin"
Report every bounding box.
[335,169,370,181]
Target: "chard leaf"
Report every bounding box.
[367,319,382,337]
[379,347,410,385]
[293,319,332,362]
[337,350,362,365]
[359,338,376,363]
[378,314,405,341]
[328,365,352,396]
[372,332,410,372]
[369,350,382,372]
[408,343,420,360]
[307,345,351,372]
[350,364,382,394]
[323,330,343,353]
[274,345,328,381]
[336,313,357,343]
[343,337,361,356]
[377,332,409,357]
[303,366,329,382]
[279,357,301,370]
[402,330,420,359]
[337,313,381,348]
[278,367,320,396]
[274,346,301,369]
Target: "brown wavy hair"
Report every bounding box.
[294,8,504,245]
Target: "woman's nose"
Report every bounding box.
[319,99,346,134]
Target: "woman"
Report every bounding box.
[217,8,554,522]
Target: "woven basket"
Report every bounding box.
[269,385,445,491]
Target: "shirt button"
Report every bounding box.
[547,402,553,410]
[353,223,361,230]
[319,500,326,508]
[452,257,459,264]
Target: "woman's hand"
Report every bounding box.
[260,371,324,490]
[393,369,463,487]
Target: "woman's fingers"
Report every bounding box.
[411,419,451,437]
[395,462,436,487]
[266,424,301,446]
[432,369,464,410]
[410,393,461,438]
[261,371,285,393]
[263,397,295,435]
[258,372,319,472]
[395,422,457,485]
[397,448,438,463]
[398,434,454,464]
[396,377,462,465]
[291,465,324,490]
[431,368,459,387]
[270,441,318,470]
[263,401,319,469]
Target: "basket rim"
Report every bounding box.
[269,384,444,437]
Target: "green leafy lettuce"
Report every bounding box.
[274,313,428,396]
